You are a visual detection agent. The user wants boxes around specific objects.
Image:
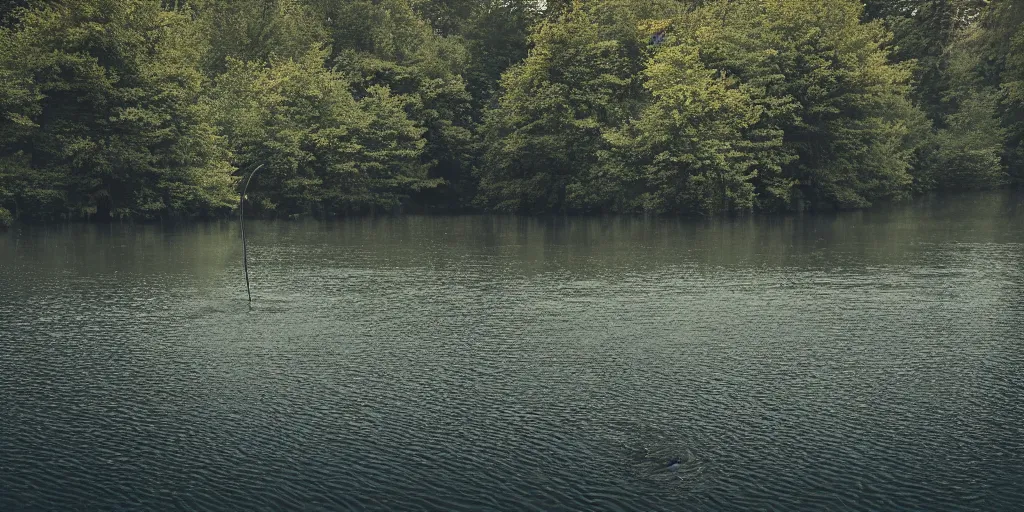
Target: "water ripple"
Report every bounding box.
[2,203,1023,511]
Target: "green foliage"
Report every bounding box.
[863,0,1022,187]
[460,1,540,112]
[199,0,328,74]
[477,6,632,213]
[481,0,925,213]
[0,0,234,221]
[207,47,437,215]
[0,0,1019,222]
[701,0,921,210]
[0,206,11,227]
[312,0,460,72]
[989,3,1024,181]
[597,43,770,214]
[863,0,989,120]
[308,0,478,209]
[926,90,1008,189]
[917,20,1008,190]
[0,0,31,28]
[410,0,480,36]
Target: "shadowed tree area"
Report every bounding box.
[0,0,1021,224]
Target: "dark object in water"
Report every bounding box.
[668,458,681,471]
[239,164,264,304]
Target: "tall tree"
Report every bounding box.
[693,0,924,210]
[985,1,1024,181]
[919,17,1009,190]
[477,6,632,212]
[308,0,478,209]
[460,0,541,112]
[0,0,234,221]
[862,0,989,120]
[595,42,769,214]
[918,1,1024,185]
[206,47,438,216]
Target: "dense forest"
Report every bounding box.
[0,0,1022,224]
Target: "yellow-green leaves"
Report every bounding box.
[482,0,925,213]
[478,6,632,213]
[0,0,233,220]
[207,47,435,215]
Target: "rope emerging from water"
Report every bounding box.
[239,164,264,305]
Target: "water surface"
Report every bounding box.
[2,192,1023,510]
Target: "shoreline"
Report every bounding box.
[2,188,1020,228]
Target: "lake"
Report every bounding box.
[2,191,1023,511]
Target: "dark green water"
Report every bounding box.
[2,192,1023,511]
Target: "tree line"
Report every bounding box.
[0,0,1021,224]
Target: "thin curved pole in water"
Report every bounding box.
[240,164,264,304]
